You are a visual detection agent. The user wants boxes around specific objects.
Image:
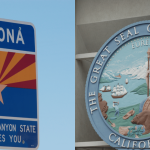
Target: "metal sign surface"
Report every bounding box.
[85,21,150,150]
[0,18,38,149]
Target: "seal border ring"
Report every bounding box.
[85,20,150,148]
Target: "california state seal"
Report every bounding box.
[85,21,150,149]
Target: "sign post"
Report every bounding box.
[0,18,38,149]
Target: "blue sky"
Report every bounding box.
[0,0,75,150]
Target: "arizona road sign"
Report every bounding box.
[0,18,38,149]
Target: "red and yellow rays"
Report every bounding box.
[0,51,36,89]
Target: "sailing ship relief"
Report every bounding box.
[111,84,127,98]
[125,78,128,84]
[100,85,111,92]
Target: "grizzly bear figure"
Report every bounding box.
[131,110,150,135]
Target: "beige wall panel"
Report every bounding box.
[78,16,150,53]
[75,60,101,142]
[76,26,89,54]
[76,148,116,150]
[76,0,150,25]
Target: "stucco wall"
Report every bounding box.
[75,0,150,145]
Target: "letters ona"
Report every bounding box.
[0,27,25,44]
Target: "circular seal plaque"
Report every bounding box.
[85,21,150,149]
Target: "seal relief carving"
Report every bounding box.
[99,39,150,138]
[85,21,150,149]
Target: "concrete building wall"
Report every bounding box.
[75,0,150,149]
[76,0,150,25]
